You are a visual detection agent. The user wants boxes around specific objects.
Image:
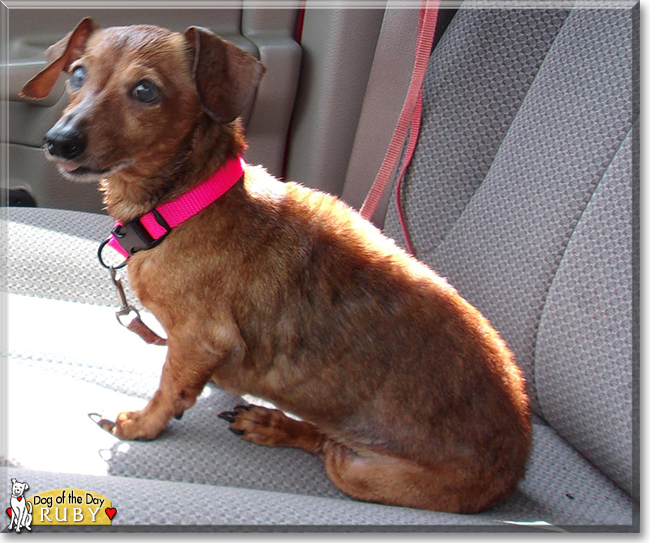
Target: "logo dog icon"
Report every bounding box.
[7,478,32,533]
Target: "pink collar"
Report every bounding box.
[98,155,245,268]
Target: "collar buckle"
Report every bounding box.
[98,210,172,269]
[112,218,152,255]
[113,209,171,257]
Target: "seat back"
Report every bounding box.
[380,7,637,496]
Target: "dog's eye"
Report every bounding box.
[131,80,162,104]
[69,66,87,91]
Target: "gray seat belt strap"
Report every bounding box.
[341,4,420,226]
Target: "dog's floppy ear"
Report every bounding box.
[23,483,28,491]
[20,17,99,100]
[183,26,265,124]
[11,478,16,484]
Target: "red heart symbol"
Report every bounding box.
[105,507,117,520]
[5,507,11,518]
[17,497,22,502]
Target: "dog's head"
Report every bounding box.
[20,18,265,184]
[10,478,28,498]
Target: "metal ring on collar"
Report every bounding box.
[98,237,128,270]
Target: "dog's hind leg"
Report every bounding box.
[223,405,513,513]
[320,442,462,512]
[220,405,326,455]
[322,440,514,513]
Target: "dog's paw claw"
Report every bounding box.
[89,413,116,433]
[174,411,184,420]
[221,404,303,448]
[217,411,237,423]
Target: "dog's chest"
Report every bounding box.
[124,237,229,334]
[126,254,173,322]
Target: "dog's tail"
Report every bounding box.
[26,501,32,513]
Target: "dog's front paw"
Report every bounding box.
[112,411,144,440]
[90,411,160,440]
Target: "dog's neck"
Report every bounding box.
[100,115,246,224]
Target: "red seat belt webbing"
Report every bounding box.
[394,88,423,255]
[359,0,439,255]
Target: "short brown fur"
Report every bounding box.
[22,19,531,514]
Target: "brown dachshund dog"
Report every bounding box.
[21,18,531,514]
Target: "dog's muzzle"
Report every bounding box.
[43,124,87,161]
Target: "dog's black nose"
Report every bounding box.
[43,125,87,161]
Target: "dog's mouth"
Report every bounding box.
[55,160,129,182]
